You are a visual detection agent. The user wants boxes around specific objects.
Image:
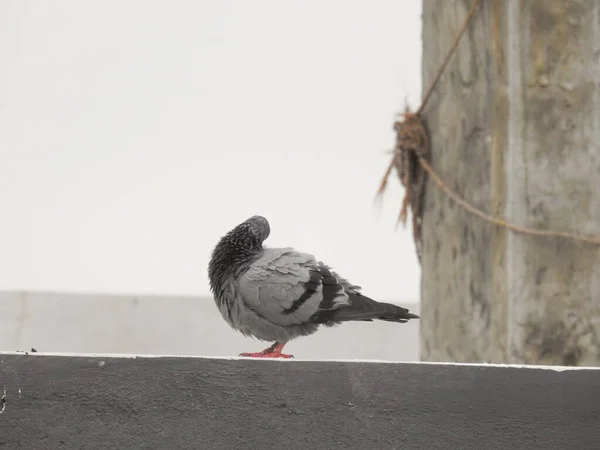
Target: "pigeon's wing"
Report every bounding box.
[237,248,350,326]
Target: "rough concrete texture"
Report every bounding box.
[420,0,600,365]
[0,354,599,449]
[0,291,420,361]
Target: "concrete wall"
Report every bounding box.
[420,0,600,366]
[1,353,598,449]
[0,291,420,361]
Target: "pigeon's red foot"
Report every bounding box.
[239,342,294,359]
[239,351,294,359]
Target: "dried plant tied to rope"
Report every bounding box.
[397,110,429,262]
[376,107,429,263]
[375,0,483,265]
[378,103,600,257]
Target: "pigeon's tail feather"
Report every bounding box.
[323,292,419,324]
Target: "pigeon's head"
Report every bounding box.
[209,216,270,289]
[236,215,271,247]
[215,215,270,256]
[208,216,270,299]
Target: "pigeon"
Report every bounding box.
[208,215,419,358]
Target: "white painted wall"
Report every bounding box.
[0,1,422,302]
[0,292,420,361]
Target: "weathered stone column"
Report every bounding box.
[420,0,600,365]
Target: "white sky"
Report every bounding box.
[0,1,422,302]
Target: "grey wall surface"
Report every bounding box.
[0,291,420,361]
[420,0,600,368]
[1,353,599,449]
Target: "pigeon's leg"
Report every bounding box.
[239,342,294,359]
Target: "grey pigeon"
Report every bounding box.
[208,215,419,358]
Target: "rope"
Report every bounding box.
[419,157,600,244]
[377,0,600,253]
[417,0,482,114]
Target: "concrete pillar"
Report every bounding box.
[419,0,600,365]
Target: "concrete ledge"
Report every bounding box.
[1,353,599,449]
